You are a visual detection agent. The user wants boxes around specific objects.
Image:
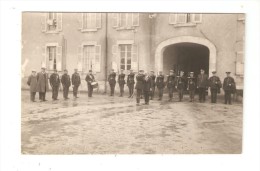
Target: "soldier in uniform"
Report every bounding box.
[143,72,152,105]
[197,69,208,103]
[166,70,176,102]
[175,71,186,102]
[187,72,196,102]
[108,69,116,96]
[36,67,49,102]
[27,69,37,102]
[71,68,81,98]
[61,69,71,100]
[149,71,156,100]
[223,72,236,105]
[85,70,95,97]
[127,69,135,98]
[118,69,126,97]
[135,69,145,105]
[156,71,165,100]
[208,71,222,103]
[49,69,60,100]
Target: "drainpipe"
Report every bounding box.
[104,13,108,94]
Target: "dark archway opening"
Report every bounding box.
[163,43,210,77]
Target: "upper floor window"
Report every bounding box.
[169,13,202,26]
[41,13,62,33]
[112,13,139,30]
[79,13,101,32]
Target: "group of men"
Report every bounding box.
[27,67,236,105]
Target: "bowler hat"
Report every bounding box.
[212,71,217,74]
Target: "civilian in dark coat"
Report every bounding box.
[149,71,156,100]
[118,69,126,97]
[208,71,222,103]
[108,69,116,96]
[187,72,196,102]
[166,70,176,101]
[72,69,81,98]
[61,69,71,100]
[143,72,152,105]
[27,70,37,102]
[135,70,145,105]
[156,71,165,100]
[49,69,60,100]
[175,71,186,102]
[197,69,208,103]
[85,70,95,97]
[36,67,49,101]
[223,72,236,105]
[127,69,135,98]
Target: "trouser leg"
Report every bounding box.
[43,92,46,101]
[144,91,149,104]
[227,91,232,104]
[150,87,155,99]
[136,89,141,103]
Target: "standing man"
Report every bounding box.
[187,72,196,102]
[49,69,60,100]
[61,69,71,100]
[108,69,116,96]
[208,71,222,103]
[36,67,49,102]
[72,68,81,98]
[85,70,95,97]
[135,69,145,105]
[223,72,236,105]
[127,69,135,98]
[118,69,126,97]
[175,71,186,102]
[143,72,152,105]
[197,69,208,103]
[156,71,165,100]
[166,70,176,102]
[149,70,156,100]
[27,69,37,102]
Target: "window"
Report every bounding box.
[42,44,62,71]
[120,44,132,70]
[169,13,202,26]
[47,46,57,69]
[41,13,62,33]
[112,13,139,29]
[80,13,101,31]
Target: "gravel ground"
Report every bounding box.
[21,90,242,154]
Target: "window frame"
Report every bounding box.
[80,13,102,32]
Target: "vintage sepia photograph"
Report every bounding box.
[21,12,245,154]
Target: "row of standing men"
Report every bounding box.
[27,67,236,105]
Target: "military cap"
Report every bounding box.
[139,69,144,72]
[64,69,68,72]
[212,71,217,74]
[89,70,92,72]
[226,71,231,74]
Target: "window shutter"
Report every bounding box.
[112,13,119,28]
[169,14,177,24]
[56,46,62,71]
[79,13,83,30]
[41,13,47,32]
[177,14,187,23]
[95,45,101,72]
[131,44,138,71]
[42,46,46,68]
[57,13,62,31]
[192,14,202,23]
[132,13,139,27]
[96,13,102,29]
[77,46,83,72]
[236,62,244,75]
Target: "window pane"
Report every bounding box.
[127,65,131,70]
[120,52,125,58]
[127,45,131,52]
[126,13,132,27]
[121,58,125,64]
[127,59,131,65]
[127,52,131,58]
[120,13,126,27]
[121,65,125,70]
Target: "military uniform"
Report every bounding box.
[175,75,186,101]
[127,73,135,97]
[150,74,156,100]
[61,73,71,99]
[187,76,196,102]
[143,75,152,105]
[27,73,37,102]
[156,74,165,100]
[197,72,208,102]
[223,74,236,104]
[72,72,81,98]
[108,72,116,96]
[208,73,222,103]
[49,72,60,100]
[118,73,126,97]
[85,73,95,97]
[166,73,176,101]
[135,73,145,104]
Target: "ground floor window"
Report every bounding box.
[83,45,95,72]
[47,46,57,70]
[42,44,62,71]
[119,44,132,70]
